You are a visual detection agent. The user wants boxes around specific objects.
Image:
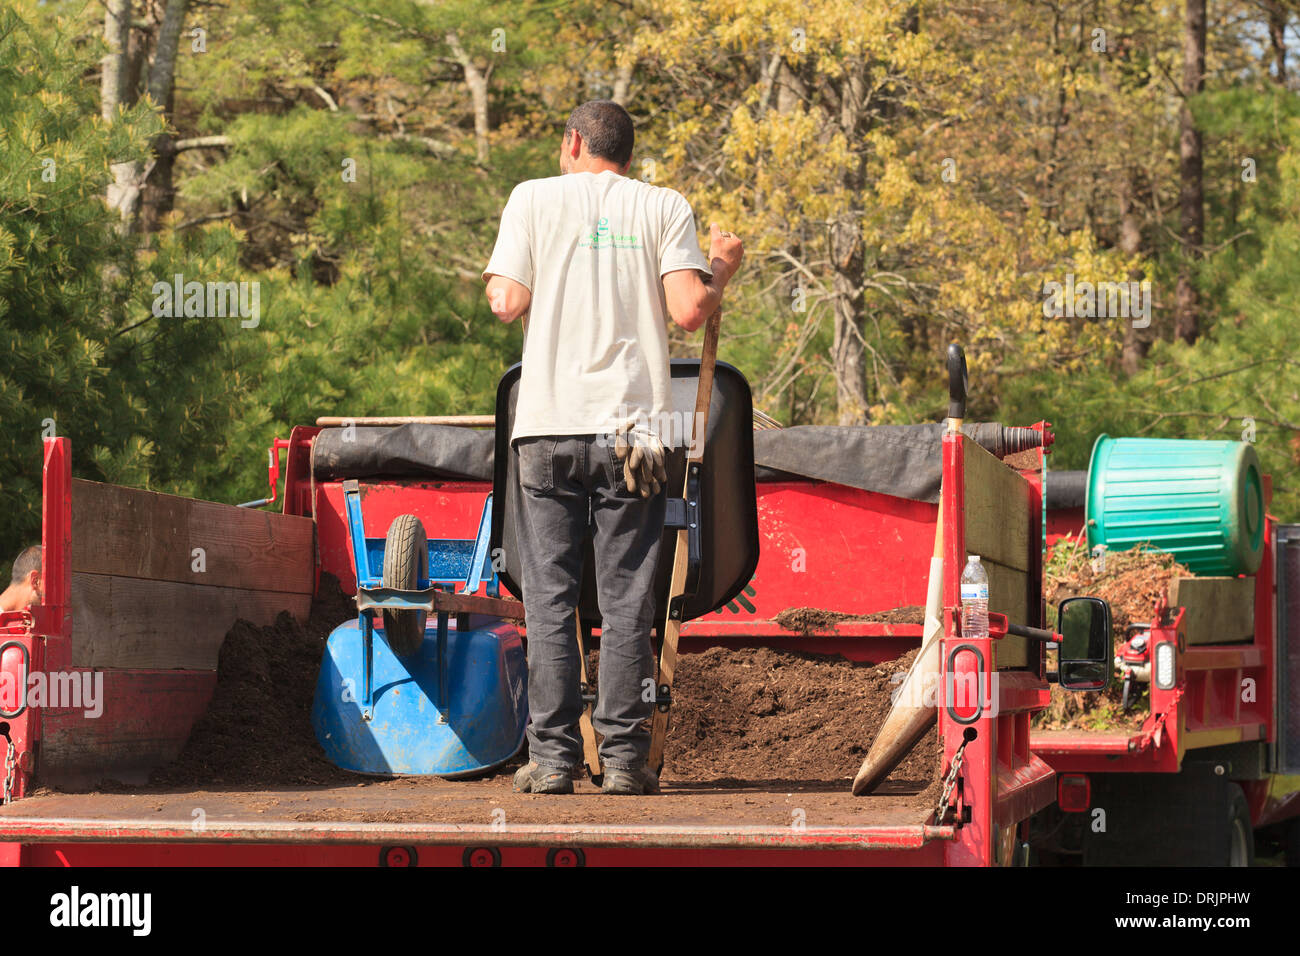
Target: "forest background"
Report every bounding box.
[3,0,1299,562]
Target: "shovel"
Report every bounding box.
[852,344,967,795]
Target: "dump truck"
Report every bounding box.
[1028,440,1300,866]
[0,359,1118,866]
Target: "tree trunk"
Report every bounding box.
[140,0,189,233]
[446,31,490,164]
[611,58,634,105]
[830,66,869,425]
[1265,1,1288,85]
[1119,173,1150,375]
[101,0,130,121]
[1174,0,1206,345]
[103,0,140,226]
[830,241,868,424]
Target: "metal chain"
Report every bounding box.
[935,737,970,825]
[3,736,15,805]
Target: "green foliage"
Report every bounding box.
[1004,85,1300,519]
[0,6,162,554]
[4,0,1300,554]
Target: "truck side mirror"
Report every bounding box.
[1057,596,1111,691]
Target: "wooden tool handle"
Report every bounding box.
[315,415,495,427]
[647,307,723,774]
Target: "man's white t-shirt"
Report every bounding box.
[483,170,712,445]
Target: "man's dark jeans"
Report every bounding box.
[515,434,664,772]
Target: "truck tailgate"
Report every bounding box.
[0,778,952,855]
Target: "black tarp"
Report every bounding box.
[313,424,496,483]
[312,419,1030,504]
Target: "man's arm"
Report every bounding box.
[662,223,744,332]
[486,275,532,324]
[482,183,533,323]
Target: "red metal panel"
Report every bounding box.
[0,817,955,852]
[37,670,217,789]
[728,482,937,620]
[281,426,320,519]
[678,631,920,663]
[315,475,939,623]
[1254,518,1276,745]
[0,634,39,801]
[316,480,490,593]
[18,841,947,867]
[939,436,1056,866]
[0,439,76,800]
[39,437,71,641]
[1046,509,1085,548]
[940,434,993,866]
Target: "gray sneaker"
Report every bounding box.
[601,766,660,795]
[512,762,575,794]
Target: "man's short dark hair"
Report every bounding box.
[11,546,40,584]
[564,100,634,166]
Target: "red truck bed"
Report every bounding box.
[0,776,951,865]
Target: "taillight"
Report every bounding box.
[0,641,29,717]
[1058,773,1091,813]
[1154,641,1176,690]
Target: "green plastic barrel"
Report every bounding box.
[1086,435,1264,576]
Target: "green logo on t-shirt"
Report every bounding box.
[580,217,641,249]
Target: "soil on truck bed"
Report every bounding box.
[148,574,358,788]
[25,580,940,826]
[658,646,941,799]
[774,605,925,633]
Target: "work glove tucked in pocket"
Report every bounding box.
[612,423,667,498]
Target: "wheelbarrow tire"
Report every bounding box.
[382,514,428,657]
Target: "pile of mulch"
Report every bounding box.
[149,573,358,787]
[1034,538,1189,731]
[146,580,939,796]
[660,646,943,798]
[774,605,926,633]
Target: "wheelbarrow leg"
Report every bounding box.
[361,611,375,721]
[436,609,449,724]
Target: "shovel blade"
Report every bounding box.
[852,620,942,796]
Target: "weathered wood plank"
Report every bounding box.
[1169,576,1255,646]
[984,557,1030,668]
[70,572,313,670]
[431,590,524,620]
[70,478,314,594]
[963,443,1032,573]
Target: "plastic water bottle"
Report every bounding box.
[960,555,989,638]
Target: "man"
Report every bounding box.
[483,100,743,795]
[0,546,42,612]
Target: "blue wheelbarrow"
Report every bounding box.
[311,480,528,777]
